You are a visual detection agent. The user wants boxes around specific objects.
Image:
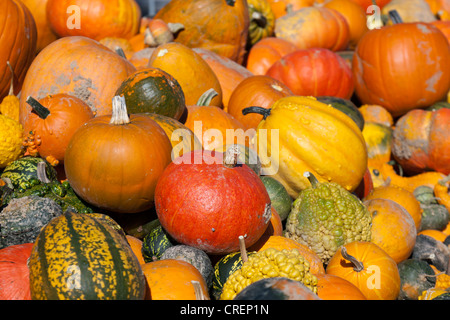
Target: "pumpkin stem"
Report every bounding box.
[26,96,50,120]
[241,106,271,120]
[251,11,267,28]
[438,174,450,186]
[225,0,236,6]
[304,171,320,188]
[389,10,403,24]
[239,235,248,263]
[144,27,158,47]
[191,280,208,300]
[6,61,15,96]
[37,161,51,184]
[167,22,185,35]
[341,247,364,272]
[196,89,218,106]
[223,145,241,168]
[110,95,130,125]
[115,47,127,59]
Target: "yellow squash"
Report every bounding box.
[249,96,367,198]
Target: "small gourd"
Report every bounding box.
[0,62,19,122]
[397,258,436,300]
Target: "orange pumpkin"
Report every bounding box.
[267,0,315,19]
[247,207,283,252]
[19,36,136,124]
[0,0,37,101]
[417,229,448,242]
[349,0,392,10]
[326,241,401,300]
[353,18,450,117]
[148,43,223,108]
[22,94,95,165]
[430,21,450,44]
[46,0,141,40]
[142,259,210,300]
[64,96,173,214]
[274,6,350,51]
[154,0,249,64]
[227,75,293,130]
[246,37,298,76]
[316,273,367,300]
[364,198,417,263]
[434,175,450,213]
[125,235,146,265]
[358,104,394,127]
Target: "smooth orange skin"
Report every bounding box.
[316,273,367,300]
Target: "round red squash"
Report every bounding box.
[266,48,354,99]
[154,148,272,255]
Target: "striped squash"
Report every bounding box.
[28,211,146,300]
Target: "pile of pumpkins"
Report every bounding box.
[0,0,450,301]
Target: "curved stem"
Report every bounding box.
[37,161,51,183]
[341,247,364,272]
[191,281,208,300]
[239,235,248,263]
[389,10,403,24]
[241,106,271,120]
[6,61,14,96]
[303,171,320,188]
[196,88,218,106]
[26,96,50,119]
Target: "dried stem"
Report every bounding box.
[341,247,364,272]
[223,145,241,168]
[239,235,248,263]
[110,95,130,125]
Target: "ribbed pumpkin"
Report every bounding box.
[266,48,354,99]
[316,273,367,300]
[0,0,37,102]
[148,43,223,108]
[353,16,450,117]
[19,36,136,124]
[227,75,293,130]
[362,122,393,177]
[28,211,147,300]
[154,148,272,255]
[22,94,95,165]
[244,96,367,198]
[115,68,186,120]
[46,0,141,40]
[268,0,315,19]
[247,0,276,46]
[391,108,450,175]
[64,96,173,214]
[154,0,249,64]
[274,6,350,51]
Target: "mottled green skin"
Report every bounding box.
[397,259,436,300]
[260,175,292,221]
[141,223,177,262]
[317,96,365,131]
[285,179,372,264]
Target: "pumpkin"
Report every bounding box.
[0,243,33,300]
[0,62,20,122]
[193,48,253,111]
[129,48,156,70]
[29,211,146,300]
[22,94,95,165]
[326,241,401,300]
[19,36,136,124]
[391,108,450,176]
[382,0,437,24]
[99,37,135,59]
[125,235,146,265]
[142,223,178,262]
[64,95,173,214]
[362,122,393,177]
[359,104,394,127]
[260,175,293,221]
[227,75,293,130]
[435,175,450,212]
[154,148,272,255]
[417,229,449,243]
[316,273,367,300]
[425,0,450,20]
[233,277,321,300]
[154,0,249,64]
[267,0,315,19]
[419,204,450,232]
[247,207,283,252]
[352,14,450,117]
[322,0,369,49]
[364,198,417,263]
[364,184,423,232]
[0,114,23,169]
[266,48,354,99]
[46,0,141,40]
[0,0,37,102]
[349,0,392,10]
[247,0,276,46]
[148,42,223,108]
[244,96,367,198]
[141,259,210,300]
[397,258,436,300]
[412,234,450,272]
[316,96,364,131]
[146,113,203,159]
[115,68,186,120]
[246,36,298,76]
[274,6,350,52]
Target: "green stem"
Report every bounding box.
[389,10,403,24]
[196,88,218,106]
[26,96,50,119]
[303,171,320,188]
[225,0,236,7]
[241,106,271,120]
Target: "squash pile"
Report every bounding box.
[0,0,450,301]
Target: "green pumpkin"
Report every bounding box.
[397,259,436,300]
[115,68,186,120]
[141,222,177,262]
[316,96,365,131]
[260,175,292,221]
[426,101,450,111]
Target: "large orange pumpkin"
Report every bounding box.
[267,0,315,18]
[316,273,367,300]
[64,96,173,214]
[274,6,350,51]
[349,0,392,10]
[19,36,136,125]
[154,0,249,64]
[0,0,37,101]
[46,0,141,40]
[353,18,450,117]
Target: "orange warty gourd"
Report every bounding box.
[326,241,401,300]
[64,96,173,214]
[0,0,37,102]
[46,0,141,40]
[364,198,417,263]
[353,16,450,117]
[19,36,136,124]
[316,273,367,300]
[142,259,210,300]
